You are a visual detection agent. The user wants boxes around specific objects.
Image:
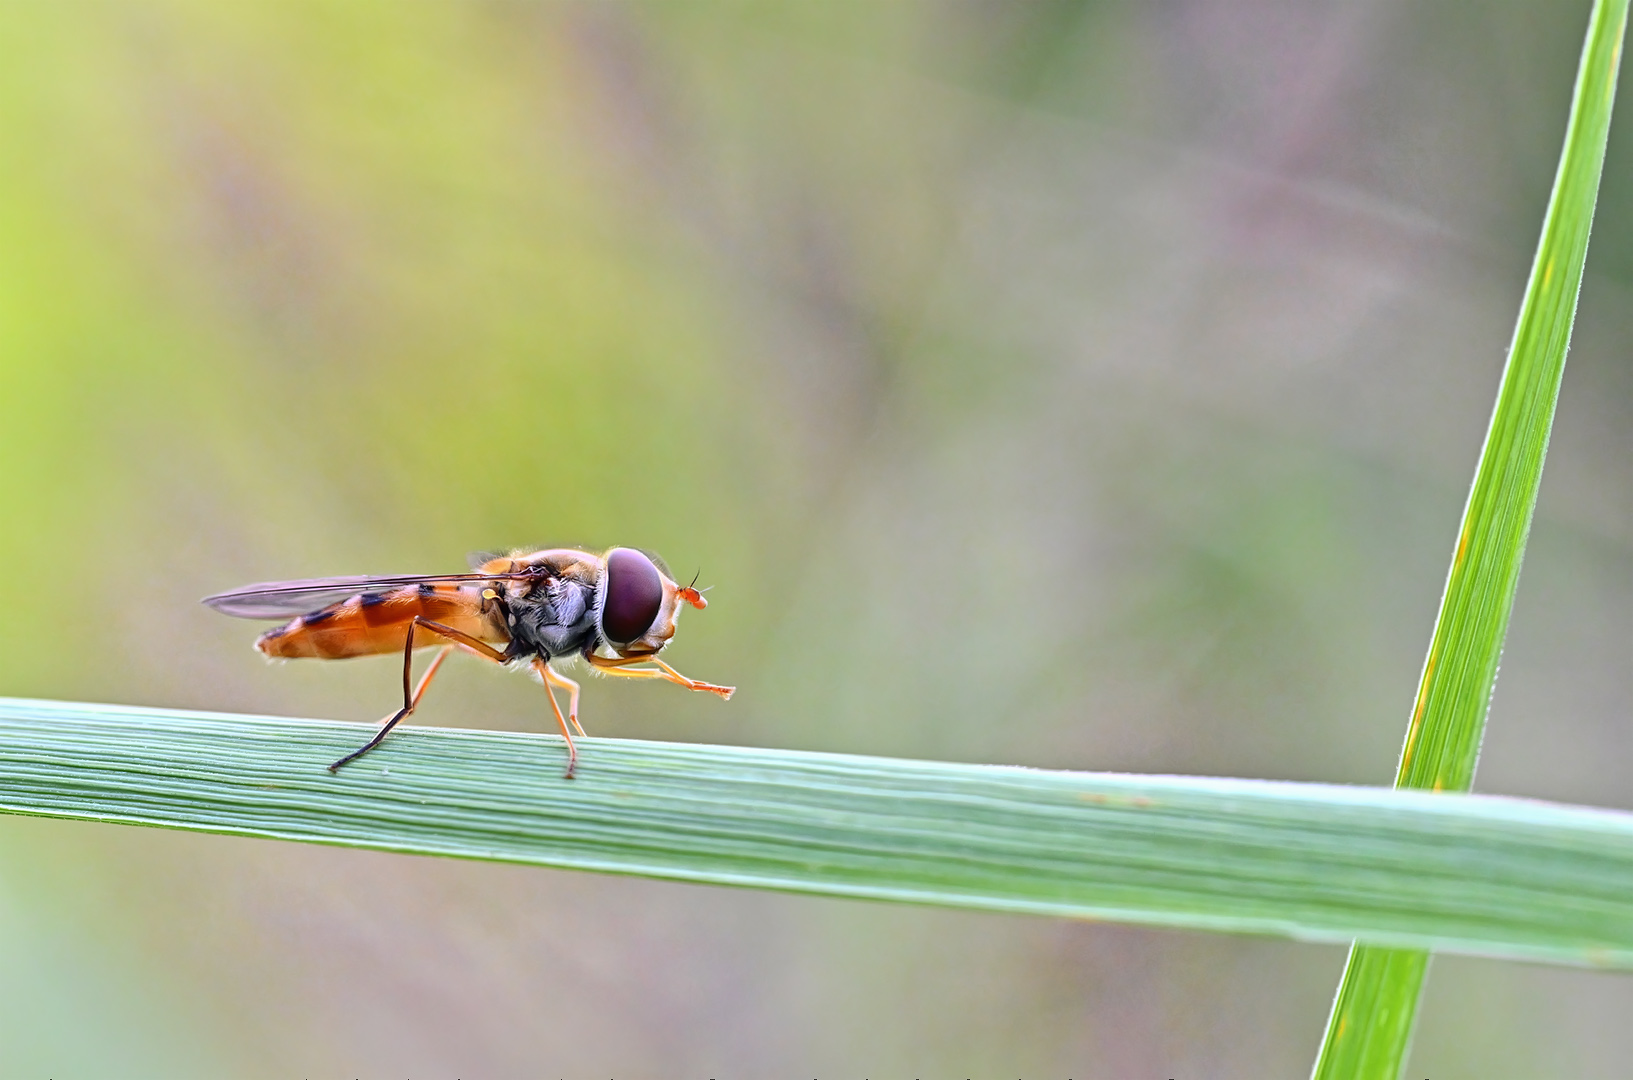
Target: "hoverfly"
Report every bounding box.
[203,547,734,778]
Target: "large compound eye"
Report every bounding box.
[602,547,664,644]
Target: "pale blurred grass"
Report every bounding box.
[0,2,1629,1076]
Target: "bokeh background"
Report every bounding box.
[1,2,1629,1076]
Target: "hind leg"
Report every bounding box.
[329,618,508,772]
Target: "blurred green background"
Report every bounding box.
[1,2,1629,1076]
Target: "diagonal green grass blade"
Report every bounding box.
[6,698,1633,967]
[1313,2,1627,1076]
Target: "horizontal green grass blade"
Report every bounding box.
[1314,2,1627,1075]
[5,697,1633,968]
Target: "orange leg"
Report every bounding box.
[540,665,585,737]
[531,659,581,778]
[586,652,735,700]
[328,618,508,772]
[414,644,454,701]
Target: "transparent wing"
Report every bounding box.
[202,570,530,619]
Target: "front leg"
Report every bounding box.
[586,651,735,700]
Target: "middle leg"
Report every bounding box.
[531,658,581,779]
[539,665,584,737]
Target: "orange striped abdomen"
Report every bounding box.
[256,584,504,659]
